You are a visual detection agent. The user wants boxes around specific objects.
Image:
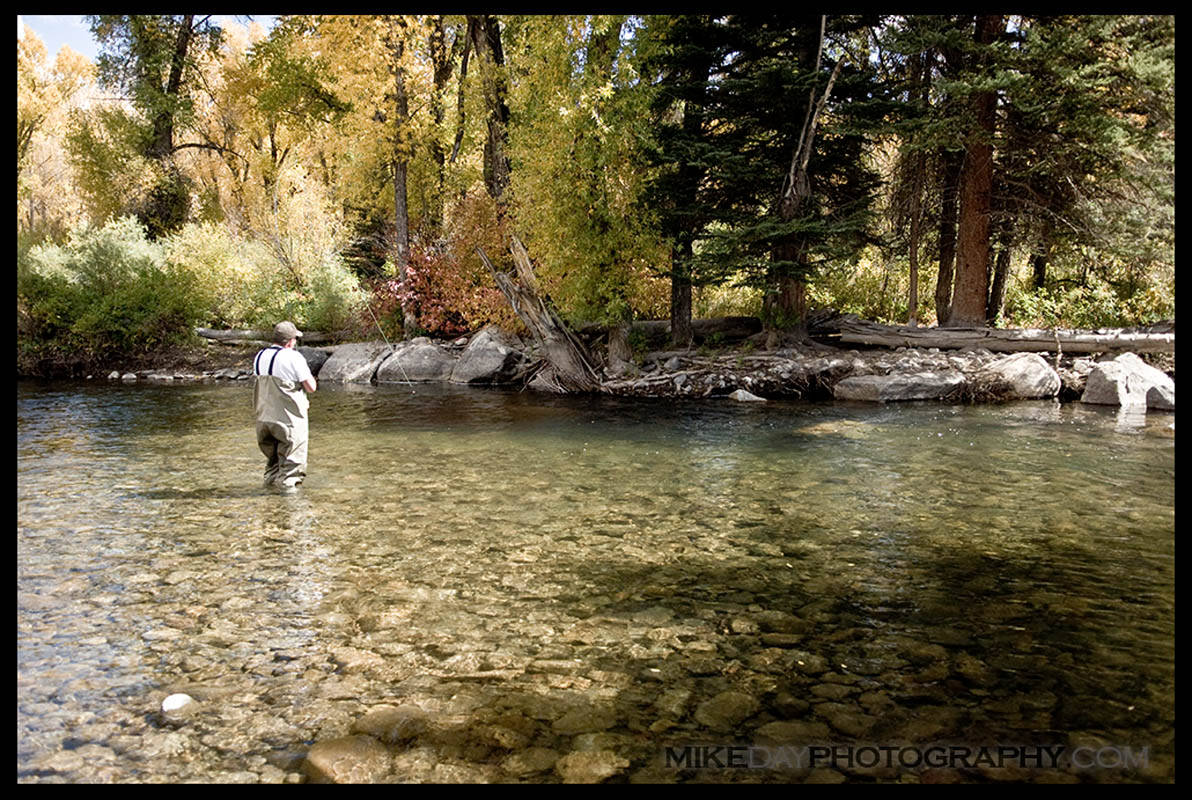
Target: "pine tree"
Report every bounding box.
[641,15,886,338]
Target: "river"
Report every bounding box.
[17,380,1175,783]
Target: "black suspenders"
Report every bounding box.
[255,345,283,376]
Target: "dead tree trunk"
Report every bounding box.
[478,237,602,393]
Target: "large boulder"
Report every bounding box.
[833,370,965,402]
[297,346,332,377]
[1080,352,1175,410]
[376,338,457,383]
[978,352,1061,399]
[450,327,529,384]
[318,342,393,383]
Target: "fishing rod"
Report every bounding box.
[366,302,416,393]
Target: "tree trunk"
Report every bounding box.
[985,218,1013,325]
[946,15,1005,328]
[478,237,601,393]
[908,156,924,327]
[670,244,694,349]
[1031,219,1052,290]
[468,15,512,206]
[388,17,416,337]
[146,15,194,160]
[769,26,844,338]
[426,16,457,233]
[986,244,1011,325]
[934,148,963,325]
[907,50,930,327]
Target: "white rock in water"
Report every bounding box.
[729,389,767,402]
[161,693,196,714]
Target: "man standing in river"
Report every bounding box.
[253,321,316,490]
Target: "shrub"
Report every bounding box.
[18,216,210,361]
[301,252,367,333]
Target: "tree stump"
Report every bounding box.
[478,237,602,393]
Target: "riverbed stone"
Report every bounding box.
[350,705,428,745]
[694,691,759,732]
[551,704,618,735]
[303,735,392,784]
[501,747,560,777]
[319,342,393,383]
[755,610,811,634]
[754,719,831,744]
[1080,352,1174,409]
[377,338,457,383]
[815,702,877,737]
[555,750,630,784]
[833,370,965,402]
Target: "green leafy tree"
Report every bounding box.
[86,15,224,237]
[506,15,668,331]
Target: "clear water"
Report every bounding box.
[17,380,1175,783]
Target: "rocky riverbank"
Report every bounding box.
[90,326,1175,413]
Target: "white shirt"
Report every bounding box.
[253,345,313,384]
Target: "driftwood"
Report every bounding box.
[478,237,602,393]
[833,315,1175,354]
[194,327,340,345]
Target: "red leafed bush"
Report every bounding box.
[361,193,522,339]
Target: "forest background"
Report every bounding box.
[16,15,1175,372]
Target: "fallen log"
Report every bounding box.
[194,327,341,345]
[478,237,602,393]
[835,315,1175,354]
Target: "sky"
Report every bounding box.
[18,15,277,63]
[19,15,100,61]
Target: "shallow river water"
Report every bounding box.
[17,380,1175,783]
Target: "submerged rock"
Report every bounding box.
[303,736,392,784]
[554,750,629,784]
[350,705,428,745]
[694,691,759,732]
[160,693,197,720]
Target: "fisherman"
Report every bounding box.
[253,321,316,490]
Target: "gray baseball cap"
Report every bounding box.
[272,321,303,343]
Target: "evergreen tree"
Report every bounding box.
[642,15,887,337]
[638,15,726,345]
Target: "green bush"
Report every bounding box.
[18,216,209,360]
[164,223,287,328]
[163,225,366,333]
[300,252,367,333]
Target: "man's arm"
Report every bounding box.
[302,376,317,393]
